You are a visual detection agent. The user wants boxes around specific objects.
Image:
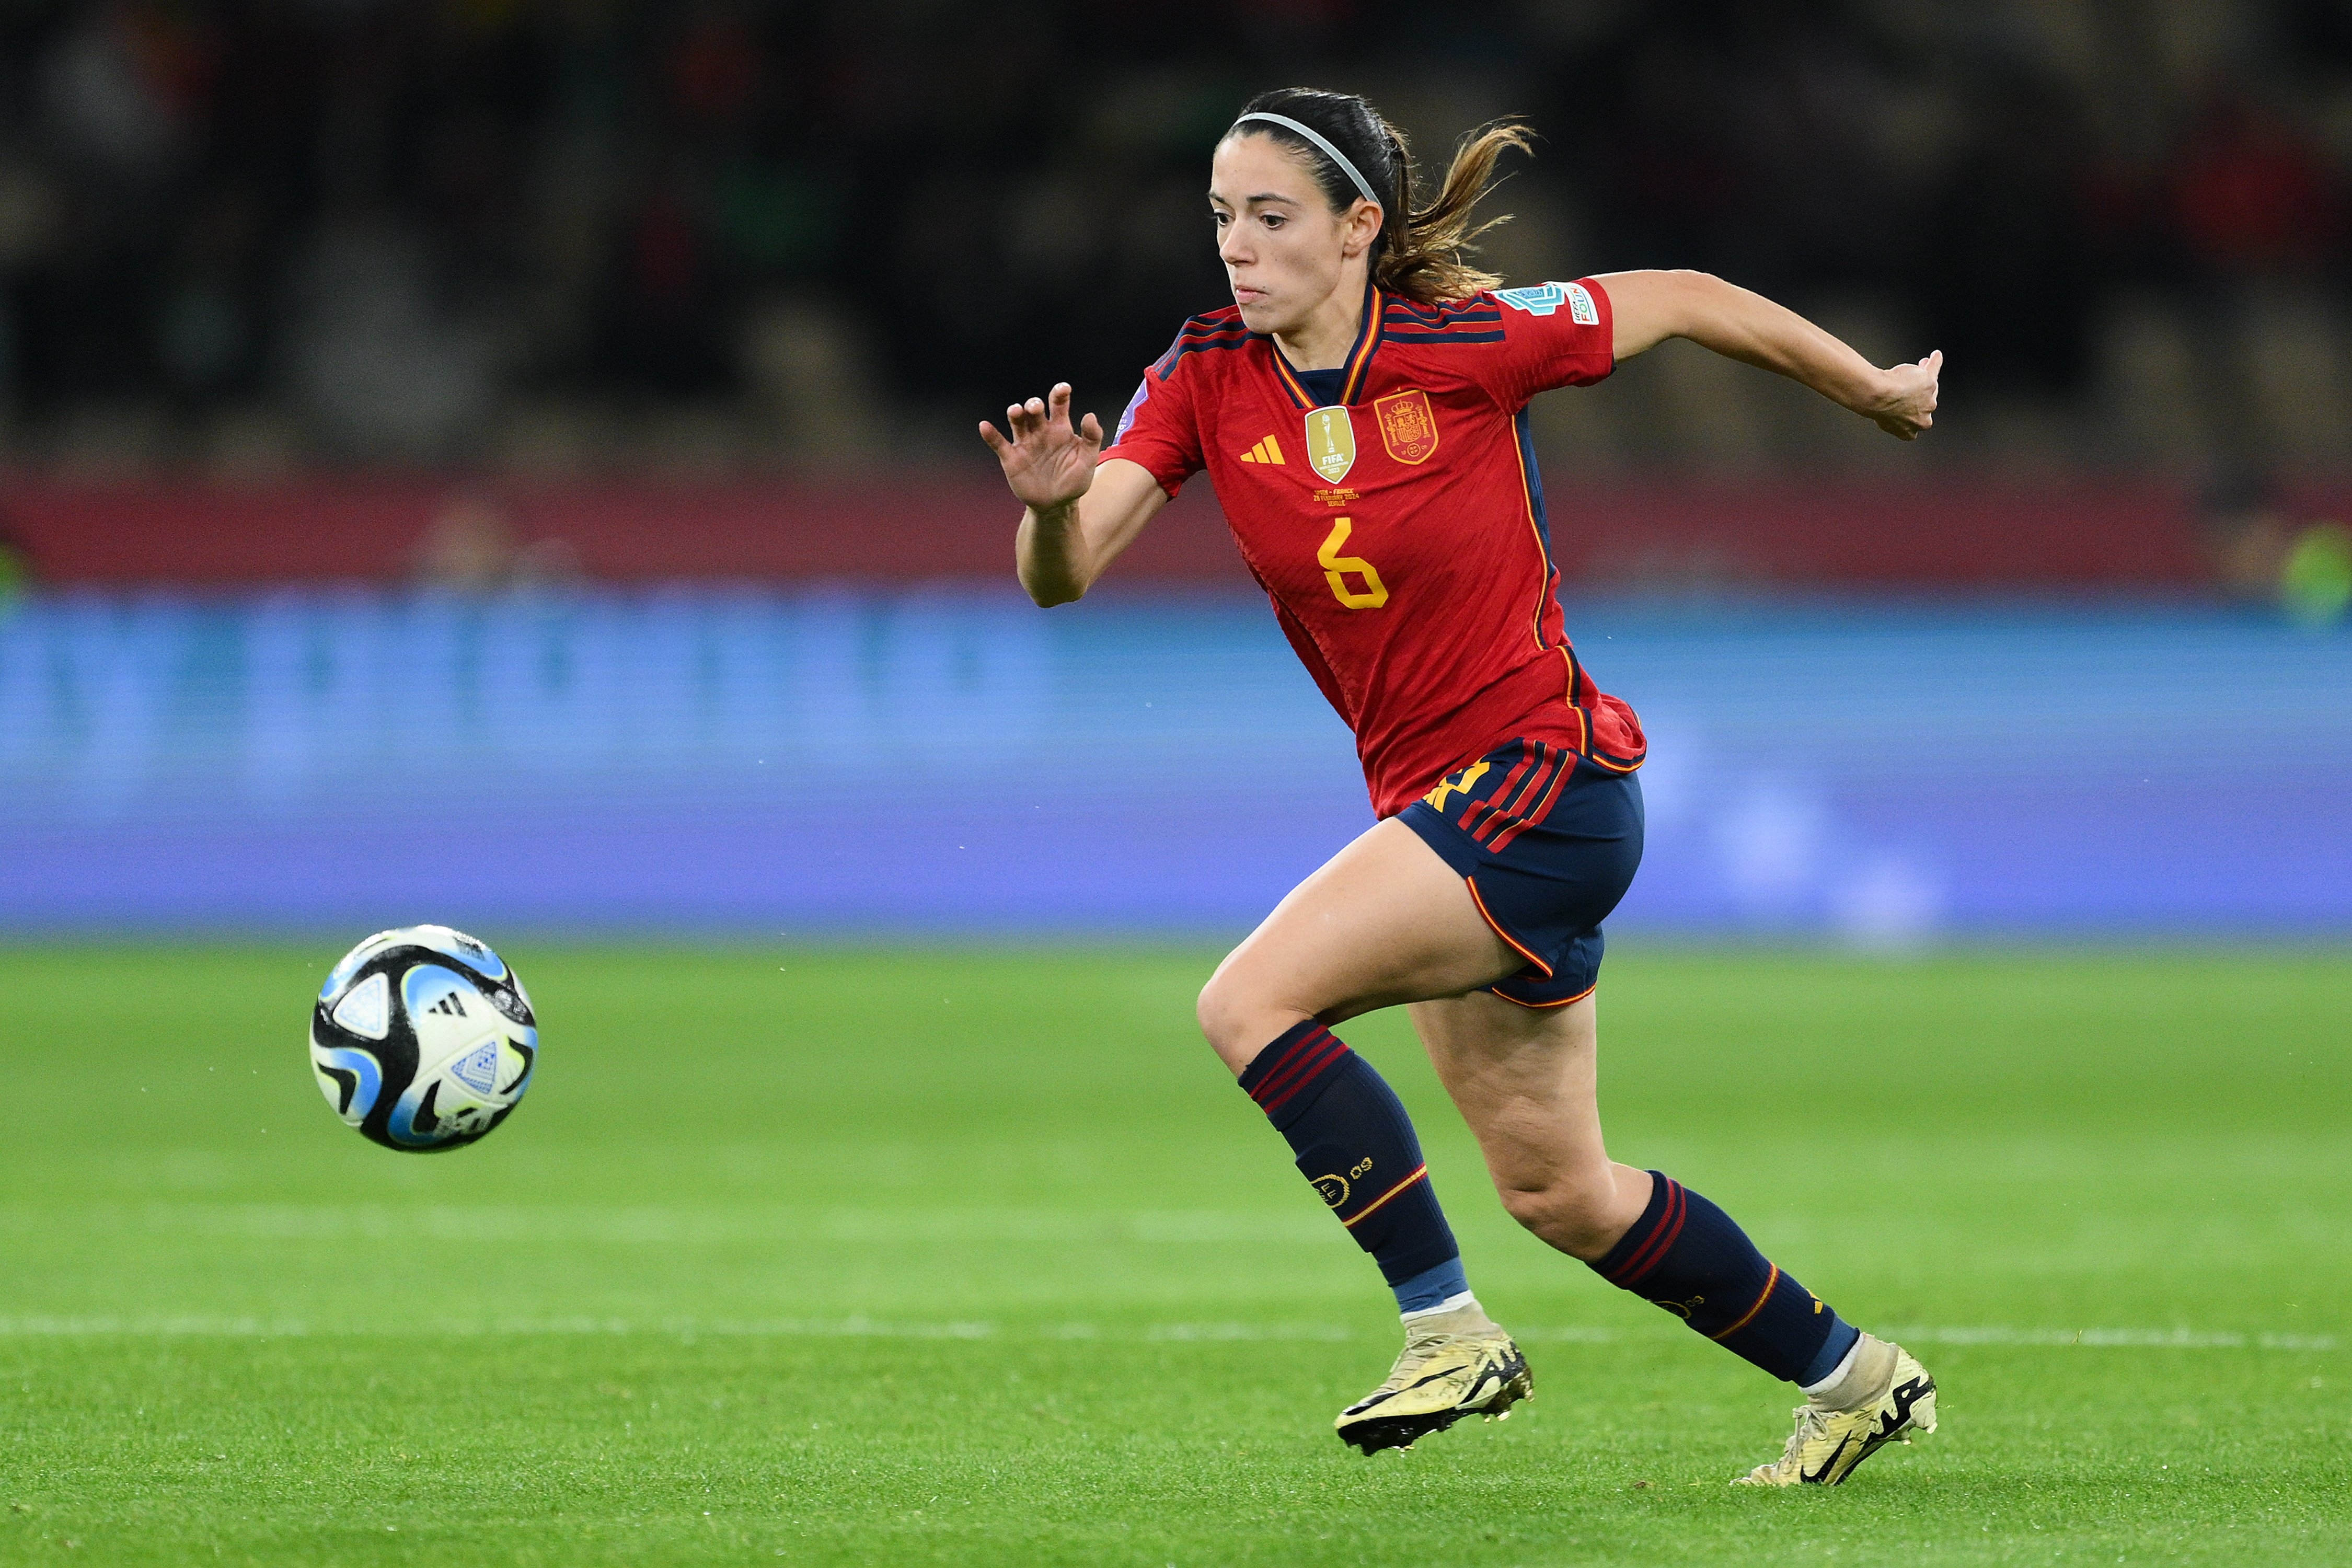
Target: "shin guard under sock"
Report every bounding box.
[1238,1021,1461,1292]
[1588,1169,1852,1384]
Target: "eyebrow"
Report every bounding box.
[1208,192,1302,206]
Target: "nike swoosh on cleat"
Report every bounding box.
[1798,1431,1854,1484]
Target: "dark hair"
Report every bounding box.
[1224,86,1533,305]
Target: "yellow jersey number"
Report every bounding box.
[1318,517,1388,609]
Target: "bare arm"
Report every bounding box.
[979,383,1170,606]
[1597,269,1941,440]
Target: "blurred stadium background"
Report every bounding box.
[2,0,2349,938]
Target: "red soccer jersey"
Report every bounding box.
[1101,278,1647,817]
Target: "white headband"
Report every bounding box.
[1231,111,1382,210]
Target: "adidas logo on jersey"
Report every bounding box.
[1238,434,1287,465]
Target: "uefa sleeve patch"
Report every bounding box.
[1495,283,1565,317]
[1114,378,1149,444]
[1498,282,1599,325]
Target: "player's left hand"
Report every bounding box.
[1865,351,1941,440]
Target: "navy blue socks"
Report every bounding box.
[1589,1169,1859,1385]
[1239,1022,1464,1310]
[1239,1033,1860,1379]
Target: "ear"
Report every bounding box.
[1339,198,1383,259]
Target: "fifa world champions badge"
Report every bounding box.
[1305,405,1357,483]
[1374,389,1439,465]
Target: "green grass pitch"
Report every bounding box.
[3,942,2347,1565]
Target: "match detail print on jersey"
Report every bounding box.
[1318,517,1388,609]
[1374,388,1438,465]
[1305,405,1357,483]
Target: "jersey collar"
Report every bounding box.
[1266,284,1385,409]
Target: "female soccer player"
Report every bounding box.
[980,87,1943,1485]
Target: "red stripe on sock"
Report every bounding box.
[1608,1180,1687,1287]
[1247,1031,1334,1108]
[1253,1035,1351,1115]
[1252,1030,1340,1102]
[1255,1047,1346,1115]
[1246,1027,1332,1105]
[1636,1182,1691,1283]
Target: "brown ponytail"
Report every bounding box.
[1373,119,1534,305]
[1226,88,1534,306]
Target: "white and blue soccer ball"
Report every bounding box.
[309,925,538,1152]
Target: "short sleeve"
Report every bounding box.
[1097,336,1207,499]
[1474,278,1617,410]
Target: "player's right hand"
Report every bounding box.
[979,383,1102,512]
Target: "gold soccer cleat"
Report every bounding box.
[1732,1335,1938,1486]
[1334,1300,1533,1456]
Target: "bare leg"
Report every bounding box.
[1195,816,1520,1073]
[1409,990,1651,1261]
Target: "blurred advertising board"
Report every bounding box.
[2,589,2344,937]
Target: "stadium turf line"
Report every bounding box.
[2,942,2346,1565]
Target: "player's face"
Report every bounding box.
[1209,134,1377,336]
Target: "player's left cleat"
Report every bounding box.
[1732,1334,1938,1486]
[1334,1299,1532,1456]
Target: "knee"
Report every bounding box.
[1195,967,1293,1075]
[1194,971,1253,1069]
[1495,1170,1624,1261]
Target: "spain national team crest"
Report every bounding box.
[1374,389,1439,465]
[1304,405,1356,483]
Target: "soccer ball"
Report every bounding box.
[309,925,539,1152]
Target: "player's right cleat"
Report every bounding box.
[1732,1334,1938,1486]
[1334,1299,1532,1455]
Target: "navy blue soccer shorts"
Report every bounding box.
[1396,737,1645,1008]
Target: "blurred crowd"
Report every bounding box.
[0,0,2348,476]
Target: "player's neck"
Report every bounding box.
[1273,276,1373,373]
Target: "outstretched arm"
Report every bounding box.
[1597,270,1941,440]
[980,383,1169,606]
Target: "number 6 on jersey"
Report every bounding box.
[1319,517,1388,609]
